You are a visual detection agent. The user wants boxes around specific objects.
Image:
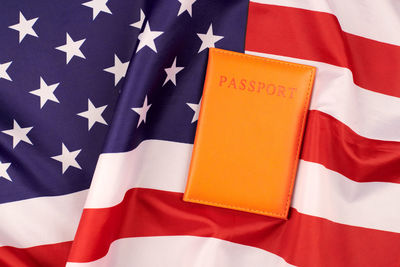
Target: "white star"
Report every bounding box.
[30,77,60,108]
[2,120,33,149]
[136,22,163,53]
[9,12,38,43]
[163,57,184,86]
[77,99,108,130]
[131,9,145,29]
[82,0,112,20]
[131,96,152,128]
[197,24,224,53]
[177,0,196,17]
[0,161,12,182]
[51,143,82,174]
[103,55,130,86]
[187,98,201,123]
[0,62,12,81]
[56,33,86,64]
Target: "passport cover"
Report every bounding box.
[183,48,316,219]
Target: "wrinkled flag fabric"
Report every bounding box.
[0,0,399,266]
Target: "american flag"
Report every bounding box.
[0,0,399,266]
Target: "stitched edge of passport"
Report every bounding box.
[186,48,315,218]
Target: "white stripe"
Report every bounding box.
[66,236,294,267]
[84,140,400,233]
[0,190,87,248]
[245,50,400,142]
[293,160,400,233]
[251,0,400,46]
[84,139,191,208]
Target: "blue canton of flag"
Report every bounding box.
[0,1,247,264]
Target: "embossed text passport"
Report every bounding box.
[183,48,316,219]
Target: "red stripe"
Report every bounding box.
[0,241,72,267]
[302,110,400,183]
[245,3,400,98]
[68,188,400,266]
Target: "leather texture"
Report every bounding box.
[183,48,316,219]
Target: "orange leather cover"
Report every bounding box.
[183,48,316,219]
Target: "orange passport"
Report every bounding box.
[183,48,316,219]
